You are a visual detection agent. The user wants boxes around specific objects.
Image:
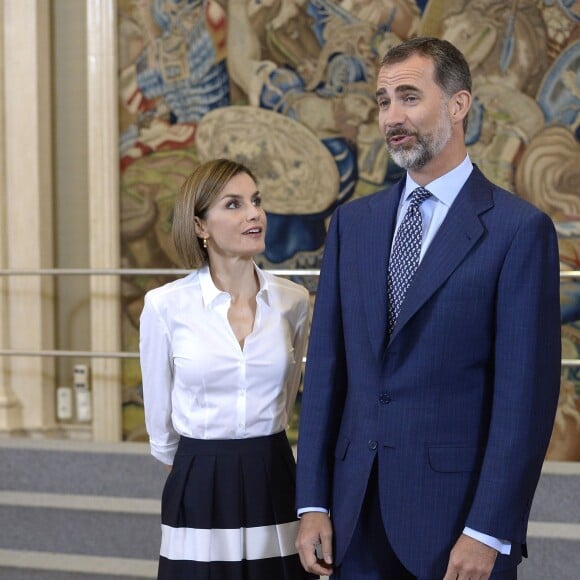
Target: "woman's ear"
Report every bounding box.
[193,216,206,238]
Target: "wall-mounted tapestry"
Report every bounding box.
[118,0,580,457]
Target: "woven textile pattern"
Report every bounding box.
[387,187,432,336]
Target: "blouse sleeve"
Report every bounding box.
[139,293,179,465]
[285,288,311,418]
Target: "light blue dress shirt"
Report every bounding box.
[393,154,473,261]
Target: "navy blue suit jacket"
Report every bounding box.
[296,166,561,578]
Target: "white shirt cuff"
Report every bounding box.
[295,515,511,556]
[297,507,328,518]
[150,441,178,466]
[463,527,511,555]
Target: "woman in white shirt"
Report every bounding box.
[139,158,313,579]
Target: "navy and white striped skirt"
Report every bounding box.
[158,431,315,579]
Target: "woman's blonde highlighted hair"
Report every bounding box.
[172,158,257,269]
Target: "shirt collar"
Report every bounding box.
[254,264,271,306]
[198,262,270,308]
[404,154,473,208]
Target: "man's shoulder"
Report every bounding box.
[470,166,550,222]
[337,183,401,216]
[491,184,550,222]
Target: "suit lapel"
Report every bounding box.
[359,183,402,360]
[388,167,494,345]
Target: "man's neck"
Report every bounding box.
[409,137,467,186]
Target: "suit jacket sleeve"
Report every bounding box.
[296,207,348,510]
[465,210,561,542]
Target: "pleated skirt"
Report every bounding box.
[158,430,316,580]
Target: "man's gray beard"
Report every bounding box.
[388,141,431,171]
[386,111,453,171]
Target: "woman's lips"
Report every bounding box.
[243,227,263,235]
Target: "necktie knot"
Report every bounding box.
[409,187,432,210]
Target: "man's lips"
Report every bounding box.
[387,132,415,147]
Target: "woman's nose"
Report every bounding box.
[246,204,260,220]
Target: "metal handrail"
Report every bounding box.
[0,268,578,278]
[0,268,579,366]
[0,351,578,368]
[0,349,139,359]
[0,268,321,276]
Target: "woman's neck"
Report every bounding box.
[208,258,259,300]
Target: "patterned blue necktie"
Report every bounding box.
[387,187,432,336]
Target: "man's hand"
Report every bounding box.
[443,534,498,580]
[295,512,334,576]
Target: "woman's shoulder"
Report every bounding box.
[144,270,200,306]
[261,269,309,304]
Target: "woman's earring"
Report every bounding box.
[202,237,208,249]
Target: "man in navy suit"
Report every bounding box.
[295,37,561,579]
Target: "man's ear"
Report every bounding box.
[450,90,472,125]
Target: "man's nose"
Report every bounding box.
[383,103,406,127]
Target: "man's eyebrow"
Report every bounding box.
[395,84,422,94]
[376,84,422,99]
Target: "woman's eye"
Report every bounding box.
[226,201,239,209]
[253,197,262,206]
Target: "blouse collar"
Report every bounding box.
[198,262,270,308]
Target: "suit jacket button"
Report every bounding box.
[379,393,391,404]
[368,440,378,451]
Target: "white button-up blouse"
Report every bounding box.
[139,264,310,465]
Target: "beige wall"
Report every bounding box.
[1,0,57,433]
[0,0,120,441]
[53,0,91,391]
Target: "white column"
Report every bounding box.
[87,0,122,441]
[0,0,23,431]
[2,0,55,433]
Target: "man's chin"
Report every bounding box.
[388,150,419,170]
[388,138,435,170]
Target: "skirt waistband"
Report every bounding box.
[176,430,289,456]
